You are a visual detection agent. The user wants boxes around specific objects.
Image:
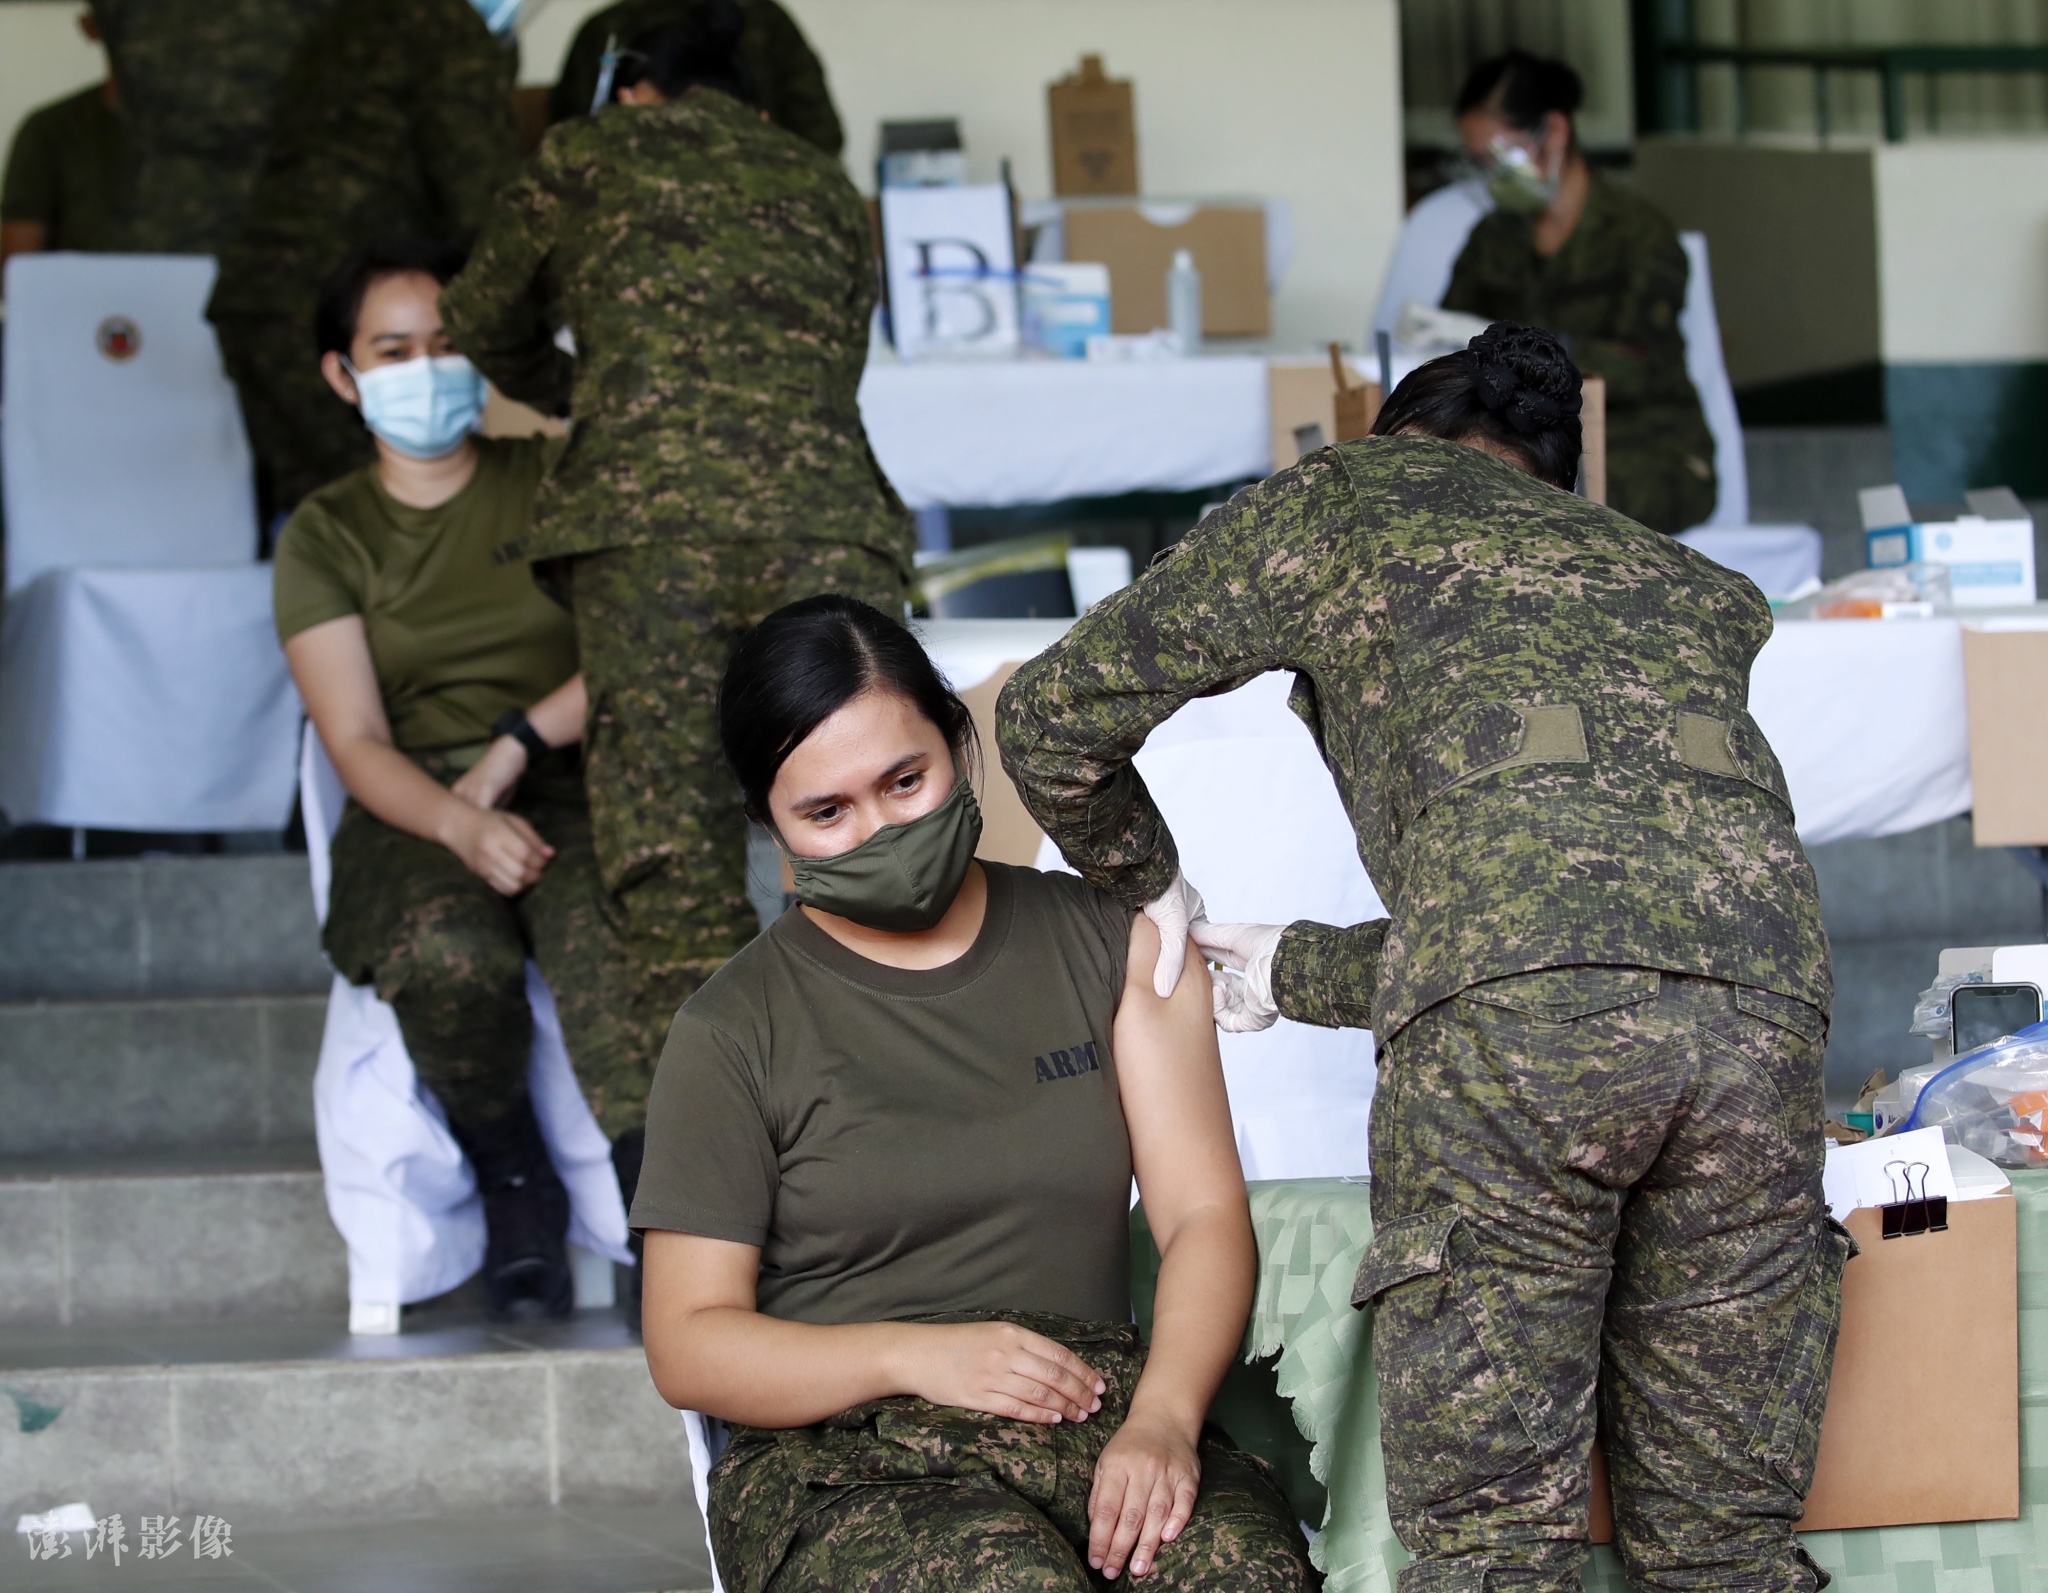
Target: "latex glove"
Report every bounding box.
[1141,873,1206,999]
[1193,920,1285,1033]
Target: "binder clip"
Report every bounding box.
[1880,1160,1949,1239]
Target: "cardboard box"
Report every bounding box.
[1064,204,1268,338]
[956,665,1048,867]
[1962,621,2048,845]
[1268,356,1373,471]
[1592,1191,2018,1539]
[1861,484,2037,608]
[1048,55,1138,197]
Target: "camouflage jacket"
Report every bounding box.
[207,0,520,320]
[1444,169,1716,534]
[439,90,909,567]
[93,0,339,254]
[996,437,1830,1040]
[546,0,843,155]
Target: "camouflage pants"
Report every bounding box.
[322,750,650,1138]
[708,1314,1316,1593]
[1357,968,1847,1593]
[211,308,374,514]
[563,538,905,1052]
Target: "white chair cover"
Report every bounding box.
[2,253,257,595]
[1677,231,1750,528]
[300,728,633,1307]
[681,1411,729,1592]
[1369,179,1491,337]
[1675,525,1824,599]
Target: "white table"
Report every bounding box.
[858,355,1272,510]
[920,611,2002,1180]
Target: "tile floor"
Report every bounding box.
[5,1503,711,1592]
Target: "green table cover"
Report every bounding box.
[1134,1170,2048,1593]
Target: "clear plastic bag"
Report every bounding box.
[1898,1019,2048,1167]
[1910,971,1982,1038]
[1775,563,1953,620]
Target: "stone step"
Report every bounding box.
[0,855,329,1002]
[0,994,323,1159]
[0,1149,345,1330]
[0,1307,707,1547]
[1806,816,2041,947]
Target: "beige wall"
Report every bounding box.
[1874,140,2048,363]
[0,1,108,174]
[1635,138,1881,390]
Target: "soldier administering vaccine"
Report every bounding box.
[998,323,1841,1593]
[438,0,910,1293]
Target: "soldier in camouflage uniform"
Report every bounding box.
[439,15,910,1136]
[206,0,522,514]
[547,0,842,154]
[90,0,338,255]
[997,328,1843,1593]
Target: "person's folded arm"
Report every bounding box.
[285,616,553,895]
[1087,912,1255,1579]
[639,1232,1109,1431]
[449,671,586,810]
[1272,918,1388,1030]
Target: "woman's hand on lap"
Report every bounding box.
[1088,1411,1201,1579]
[897,1321,1105,1425]
[444,803,554,894]
[450,735,527,809]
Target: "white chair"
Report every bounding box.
[1674,524,1823,598]
[681,1411,729,1592]
[1369,179,1491,337]
[1676,231,1750,528]
[299,726,634,1333]
[0,253,299,832]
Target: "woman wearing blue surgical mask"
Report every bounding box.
[630,594,1314,1591]
[1441,51,1717,536]
[274,238,639,1325]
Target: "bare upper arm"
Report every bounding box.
[284,615,394,753]
[640,1229,761,1395]
[1112,913,1247,1252]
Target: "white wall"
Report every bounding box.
[1874,140,2048,364]
[524,0,1404,348]
[0,1,108,173]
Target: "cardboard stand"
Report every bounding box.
[1328,343,1380,443]
[1579,376,1606,506]
[1063,204,1269,338]
[1589,1191,2019,1539]
[1047,55,1138,197]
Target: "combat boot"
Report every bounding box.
[450,1096,573,1323]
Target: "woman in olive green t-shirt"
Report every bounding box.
[276,238,634,1326]
[630,595,1314,1591]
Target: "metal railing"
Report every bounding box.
[1653,42,2048,141]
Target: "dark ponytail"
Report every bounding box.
[618,0,752,104]
[719,595,978,820]
[1370,321,1583,490]
[1454,50,1584,136]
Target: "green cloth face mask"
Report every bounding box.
[780,768,984,933]
[1485,139,1557,214]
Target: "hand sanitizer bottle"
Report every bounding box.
[1167,248,1202,356]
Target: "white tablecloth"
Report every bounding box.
[859,356,1271,510]
[919,611,1991,1177]
[0,565,301,832]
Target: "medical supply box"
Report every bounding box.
[1861,483,2037,608]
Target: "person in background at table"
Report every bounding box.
[1442,51,1716,535]
[998,323,1838,1593]
[0,8,125,268]
[635,594,1313,1591]
[206,0,522,523]
[547,0,841,153]
[277,238,638,1323]
[439,0,911,1259]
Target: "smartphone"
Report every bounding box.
[1952,982,2043,1055]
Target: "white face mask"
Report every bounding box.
[345,354,485,460]
[468,0,521,35]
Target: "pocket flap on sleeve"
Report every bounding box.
[1351,1205,1461,1309]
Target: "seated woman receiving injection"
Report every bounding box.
[632,596,1313,1591]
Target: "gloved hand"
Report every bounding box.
[1193,920,1285,1033]
[1141,873,1206,999]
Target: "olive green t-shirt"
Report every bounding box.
[632,862,1138,1326]
[272,435,575,757]
[0,83,126,251]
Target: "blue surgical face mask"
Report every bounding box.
[346,354,486,460]
[469,0,521,35]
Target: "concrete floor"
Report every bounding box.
[4,1503,710,1593]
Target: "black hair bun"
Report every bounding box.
[1467,322,1583,436]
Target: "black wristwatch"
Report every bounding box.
[491,709,550,761]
